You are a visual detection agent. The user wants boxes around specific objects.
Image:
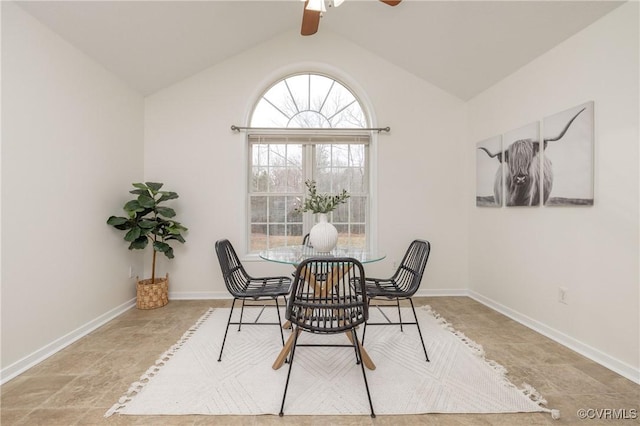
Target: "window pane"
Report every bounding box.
[350,196,366,222]
[330,102,366,128]
[252,100,288,127]
[335,224,349,246]
[268,225,285,249]
[250,196,267,222]
[347,168,366,193]
[251,168,268,192]
[289,224,303,241]
[250,224,268,251]
[268,196,285,222]
[271,167,288,192]
[332,145,349,167]
[286,196,303,222]
[332,202,349,223]
[350,224,366,248]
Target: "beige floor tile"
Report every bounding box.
[1,375,76,409]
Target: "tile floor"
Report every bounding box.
[1,297,638,425]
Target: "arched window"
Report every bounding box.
[248,73,372,252]
[251,73,366,128]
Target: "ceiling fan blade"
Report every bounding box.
[380,0,401,5]
[301,1,321,36]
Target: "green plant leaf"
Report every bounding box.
[156,206,176,218]
[132,183,148,190]
[129,236,148,250]
[129,189,147,195]
[166,234,186,243]
[137,228,150,238]
[107,216,133,230]
[153,241,171,252]
[107,216,127,226]
[138,219,156,228]
[135,208,153,218]
[137,194,156,208]
[124,227,141,242]
[158,191,179,202]
[146,182,163,192]
[167,222,187,233]
[123,199,143,212]
[163,247,175,259]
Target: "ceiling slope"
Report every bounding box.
[15,0,624,99]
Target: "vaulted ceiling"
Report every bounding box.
[15,0,624,100]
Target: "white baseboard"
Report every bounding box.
[468,290,640,385]
[414,288,469,297]
[0,298,136,385]
[169,291,232,300]
[170,289,470,300]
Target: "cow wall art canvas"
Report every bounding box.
[476,135,503,207]
[542,101,594,206]
[500,121,542,207]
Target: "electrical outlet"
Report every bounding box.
[129,266,135,278]
[558,287,568,304]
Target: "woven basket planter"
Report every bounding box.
[136,273,169,310]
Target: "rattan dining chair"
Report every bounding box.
[279,257,375,418]
[215,239,292,361]
[361,239,432,362]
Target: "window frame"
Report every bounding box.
[244,72,379,257]
[246,132,371,253]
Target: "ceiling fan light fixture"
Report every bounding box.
[306,0,326,13]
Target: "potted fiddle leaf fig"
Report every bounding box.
[107,182,187,309]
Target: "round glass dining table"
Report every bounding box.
[259,245,386,265]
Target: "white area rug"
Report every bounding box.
[106,306,557,417]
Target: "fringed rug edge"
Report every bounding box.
[104,307,215,418]
[418,305,560,420]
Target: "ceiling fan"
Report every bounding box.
[301,0,402,36]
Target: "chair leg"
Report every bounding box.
[352,331,361,365]
[361,299,371,345]
[409,298,429,362]
[237,299,246,331]
[396,298,404,332]
[279,327,300,417]
[352,329,376,418]
[218,298,237,361]
[275,297,285,346]
[361,322,367,345]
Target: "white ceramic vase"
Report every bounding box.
[309,213,338,253]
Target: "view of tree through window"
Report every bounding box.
[248,73,370,252]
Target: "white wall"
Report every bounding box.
[1,2,144,376]
[467,2,639,380]
[4,0,636,386]
[144,30,468,298]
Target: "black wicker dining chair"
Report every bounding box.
[279,257,375,418]
[215,239,292,361]
[361,239,432,362]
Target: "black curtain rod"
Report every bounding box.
[231,125,390,133]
